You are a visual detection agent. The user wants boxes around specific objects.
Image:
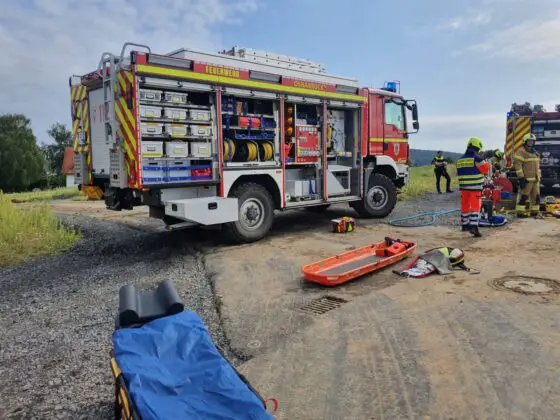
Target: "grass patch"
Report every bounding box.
[71,194,89,201]
[400,165,458,200]
[7,187,81,203]
[0,193,81,267]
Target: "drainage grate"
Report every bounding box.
[298,296,348,315]
[489,276,560,295]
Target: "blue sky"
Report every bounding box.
[1,0,559,152]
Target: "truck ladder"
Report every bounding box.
[98,53,119,147]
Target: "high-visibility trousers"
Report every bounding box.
[460,190,482,226]
[516,181,540,215]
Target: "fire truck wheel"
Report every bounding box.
[352,173,397,218]
[225,182,274,243]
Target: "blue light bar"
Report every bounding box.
[385,81,398,92]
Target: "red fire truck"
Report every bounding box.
[69,42,419,243]
[505,102,560,191]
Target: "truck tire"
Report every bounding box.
[351,173,397,218]
[225,182,274,243]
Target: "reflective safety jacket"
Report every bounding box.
[457,148,491,190]
[432,155,446,168]
[514,147,541,181]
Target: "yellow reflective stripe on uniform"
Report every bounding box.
[525,157,540,162]
[457,158,474,168]
[514,154,526,162]
[458,174,485,180]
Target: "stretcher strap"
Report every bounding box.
[264,398,279,415]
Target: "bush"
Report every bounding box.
[0,193,81,267]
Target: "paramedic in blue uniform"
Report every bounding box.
[431,151,453,194]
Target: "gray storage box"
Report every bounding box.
[110,149,128,188]
[141,122,164,136]
[165,124,189,138]
[164,107,188,121]
[190,142,212,158]
[141,140,164,158]
[140,105,163,119]
[166,141,189,158]
[140,89,163,103]
[163,92,188,105]
[189,124,212,138]
[189,109,212,122]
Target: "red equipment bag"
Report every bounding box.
[238,116,261,128]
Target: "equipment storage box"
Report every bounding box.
[140,105,162,119]
[165,124,188,138]
[166,141,189,158]
[109,149,128,188]
[142,159,167,184]
[189,124,212,138]
[141,141,164,158]
[139,89,163,103]
[167,159,191,183]
[189,109,212,122]
[163,92,188,105]
[164,107,188,121]
[141,122,164,136]
[190,142,212,158]
[286,179,317,198]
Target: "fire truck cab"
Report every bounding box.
[69,42,419,243]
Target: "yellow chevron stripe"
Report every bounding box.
[71,87,76,101]
[119,97,136,129]
[125,71,133,85]
[118,73,127,94]
[136,64,367,103]
[116,104,137,153]
[122,136,135,162]
[72,119,79,135]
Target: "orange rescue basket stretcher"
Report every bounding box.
[302,237,416,286]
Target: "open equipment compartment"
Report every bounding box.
[221,92,280,167]
[137,78,218,186]
[283,99,324,204]
[325,102,361,198]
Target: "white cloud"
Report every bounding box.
[437,10,492,31]
[0,0,259,140]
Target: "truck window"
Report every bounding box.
[384,101,405,131]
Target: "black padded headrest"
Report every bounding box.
[116,280,184,329]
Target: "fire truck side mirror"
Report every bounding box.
[413,120,419,130]
[411,103,418,121]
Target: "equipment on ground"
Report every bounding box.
[393,247,478,278]
[301,237,416,286]
[331,216,355,233]
[388,208,460,227]
[505,102,560,191]
[111,281,277,420]
[69,42,419,243]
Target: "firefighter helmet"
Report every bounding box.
[522,133,536,144]
[448,248,465,267]
[494,150,504,159]
[467,137,483,151]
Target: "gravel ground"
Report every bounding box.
[0,215,242,420]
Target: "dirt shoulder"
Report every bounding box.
[206,209,560,419]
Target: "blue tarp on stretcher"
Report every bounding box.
[113,311,273,420]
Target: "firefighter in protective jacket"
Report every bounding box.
[514,133,541,217]
[457,137,491,237]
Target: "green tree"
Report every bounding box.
[0,114,46,192]
[42,123,72,175]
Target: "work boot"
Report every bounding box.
[446,189,454,193]
[461,225,470,232]
[470,226,482,238]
